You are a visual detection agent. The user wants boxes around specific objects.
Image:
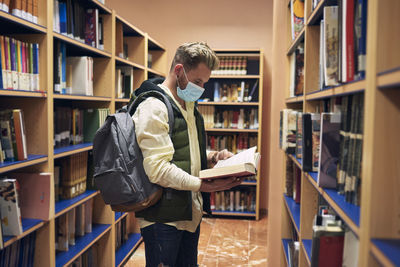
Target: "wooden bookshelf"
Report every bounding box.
[198,49,264,220]
[0,1,165,265]
[268,0,400,267]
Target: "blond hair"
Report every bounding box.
[171,42,219,72]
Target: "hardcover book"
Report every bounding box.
[199,146,259,180]
[311,225,345,267]
[317,113,341,188]
[0,178,23,236]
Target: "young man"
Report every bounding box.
[132,42,242,266]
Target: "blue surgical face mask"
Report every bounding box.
[176,67,205,102]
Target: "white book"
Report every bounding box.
[199,146,260,180]
[0,179,23,236]
[323,6,339,86]
[2,2,9,12]
[342,229,359,267]
[320,19,325,89]
[67,57,93,96]
[289,52,296,97]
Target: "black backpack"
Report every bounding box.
[93,91,174,212]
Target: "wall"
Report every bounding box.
[108,0,274,212]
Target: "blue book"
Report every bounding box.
[61,43,66,93]
[59,2,67,34]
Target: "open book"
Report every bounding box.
[199,146,260,180]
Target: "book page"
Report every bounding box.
[214,146,257,168]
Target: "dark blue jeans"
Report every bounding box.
[140,223,200,267]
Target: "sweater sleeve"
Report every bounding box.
[132,97,202,191]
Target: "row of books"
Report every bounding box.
[66,245,98,267]
[205,81,258,103]
[0,0,39,23]
[55,198,94,252]
[285,157,302,204]
[211,56,248,75]
[54,107,109,148]
[207,133,258,155]
[199,106,259,130]
[280,94,364,206]
[310,201,359,267]
[319,0,368,89]
[115,66,134,99]
[0,173,51,246]
[0,36,40,91]
[115,216,129,252]
[54,41,94,95]
[54,151,88,201]
[210,188,256,212]
[0,232,36,266]
[288,43,304,97]
[0,109,27,163]
[53,0,104,50]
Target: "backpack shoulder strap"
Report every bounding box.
[127,90,175,136]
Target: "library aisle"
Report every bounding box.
[125,216,269,266]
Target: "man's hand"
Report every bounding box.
[199,177,244,192]
[207,149,234,168]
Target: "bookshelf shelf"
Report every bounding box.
[0,10,46,33]
[210,211,257,217]
[371,239,400,267]
[55,223,111,267]
[306,172,360,235]
[285,96,303,103]
[284,194,301,233]
[53,32,112,58]
[115,233,142,267]
[210,75,260,79]
[302,239,312,265]
[3,218,44,248]
[241,181,257,186]
[0,89,47,98]
[0,1,169,265]
[115,98,130,103]
[205,128,259,133]
[55,190,99,218]
[198,101,259,106]
[198,49,263,220]
[271,1,399,266]
[115,212,127,223]
[147,67,166,77]
[288,154,302,169]
[115,56,145,70]
[305,79,366,100]
[306,0,326,26]
[0,155,47,174]
[282,239,291,266]
[115,14,145,37]
[90,0,112,14]
[377,67,400,89]
[54,143,93,159]
[53,94,112,101]
[287,27,305,55]
[147,35,166,51]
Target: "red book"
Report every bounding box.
[346,0,355,82]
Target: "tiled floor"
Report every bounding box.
[124,216,268,266]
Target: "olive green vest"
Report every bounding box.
[135,93,208,223]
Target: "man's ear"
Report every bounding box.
[173,63,183,76]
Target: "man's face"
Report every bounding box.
[177,63,211,89]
